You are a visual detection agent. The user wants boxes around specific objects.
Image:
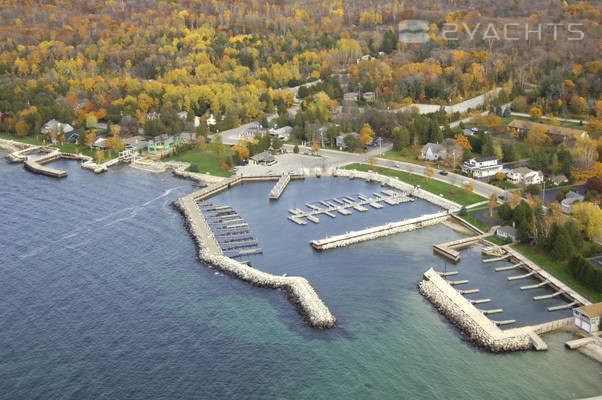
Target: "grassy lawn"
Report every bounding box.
[489,180,517,189]
[457,213,489,232]
[165,143,234,177]
[343,163,486,206]
[57,143,119,161]
[513,244,602,303]
[484,235,507,246]
[382,148,422,164]
[0,133,45,145]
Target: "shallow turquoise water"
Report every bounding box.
[0,157,600,399]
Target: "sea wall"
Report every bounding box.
[418,268,532,352]
[173,194,336,328]
[334,169,462,211]
[311,212,449,250]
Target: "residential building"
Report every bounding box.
[93,137,107,149]
[249,150,276,166]
[271,126,293,141]
[561,191,584,214]
[207,114,217,126]
[123,136,148,152]
[507,120,588,143]
[550,174,568,186]
[335,132,360,149]
[495,225,517,242]
[463,128,474,136]
[41,119,74,136]
[420,143,446,161]
[506,167,544,185]
[573,303,602,334]
[461,157,503,178]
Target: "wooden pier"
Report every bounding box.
[533,291,563,301]
[495,263,523,272]
[520,280,550,290]
[483,254,511,263]
[548,301,578,312]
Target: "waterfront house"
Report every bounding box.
[573,303,602,334]
[123,136,148,152]
[249,150,276,166]
[93,136,107,149]
[507,120,587,144]
[420,143,446,161]
[506,167,544,185]
[271,126,293,141]
[463,128,474,136]
[461,156,503,178]
[561,191,584,214]
[41,119,74,136]
[495,225,517,242]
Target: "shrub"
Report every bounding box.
[525,184,541,195]
[458,206,468,216]
[189,163,200,172]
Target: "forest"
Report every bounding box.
[0,0,599,141]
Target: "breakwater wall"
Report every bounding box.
[311,211,449,250]
[23,151,97,178]
[334,169,462,212]
[419,268,533,352]
[173,190,336,328]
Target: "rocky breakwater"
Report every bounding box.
[418,268,533,352]
[334,169,462,212]
[173,194,336,329]
[311,212,449,251]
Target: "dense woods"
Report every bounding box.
[0,0,599,141]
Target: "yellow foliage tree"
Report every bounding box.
[571,202,602,239]
[529,107,543,120]
[359,123,375,146]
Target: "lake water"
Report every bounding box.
[1,157,600,399]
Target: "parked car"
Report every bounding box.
[439,171,448,176]
[289,169,296,175]
[268,170,273,175]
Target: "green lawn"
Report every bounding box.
[490,180,517,189]
[513,244,602,303]
[0,133,44,145]
[457,213,489,233]
[344,163,486,206]
[165,143,234,177]
[382,148,422,164]
[484,235,507,246]
[57,143,119,161]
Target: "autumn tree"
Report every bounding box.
[95,150,105,163]
[426,166,434,180]
[311,140,320,154]
[85,132,96,150]
[232,139,250,160]
[496,172,506,181]
[359,123,375,146]
[196,135,207,150]
[15,120,30,137]
[571,202,602,239]
[454,134,472,151]
[525,126,550,149]
[105,136,124,156]
[529,107,542,120]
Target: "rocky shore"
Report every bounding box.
[418,268,532,352]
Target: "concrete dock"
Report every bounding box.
[310,212,449,250]
[418,268,541,352]
[268,174,291,200]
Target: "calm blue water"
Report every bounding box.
[0,157,600,400]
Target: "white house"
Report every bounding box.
[573,303,602,334]
[561,191,584,214]
[271,126,293,141]
[506,167,544,185]
[495,225,517,242]
[41,119,74,135]
[207,114,217,126]
[461,156,503,178]
[420,143,446,161]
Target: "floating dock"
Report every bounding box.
[520,280,550,290]
[533,291,564,301]
[289,190,413,225]
[507,271,537,281]
[548,301,578,312]
[495,263,523,272]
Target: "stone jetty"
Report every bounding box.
[418,268,536,352]
[173,190,336,329]
[311,211,449,250]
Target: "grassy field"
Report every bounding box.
[457,212,489,232]
[382,148,422,164]
[501,115,585,130]
[513,244,602,303]
[0,133,45,145]
[484,235,507,246]
[165,143,234,177]
[343,163,486,206]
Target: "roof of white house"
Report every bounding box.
[421,142,445,154]
[576,302,602,318]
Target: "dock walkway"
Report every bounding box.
[269,174,291,200]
